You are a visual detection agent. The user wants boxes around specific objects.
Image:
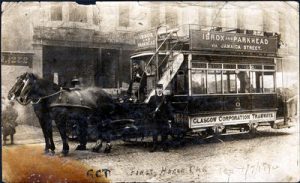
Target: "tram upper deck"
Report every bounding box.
[132,24,281,57]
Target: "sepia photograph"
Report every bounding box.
[1,1,299,182]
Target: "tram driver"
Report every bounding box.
[127,60,146,101]
[148,84,173,152]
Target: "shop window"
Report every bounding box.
[263,72,275,93]
[119,5,129,27]
[223,71,236,93]
[191,70,206,94]
[207,70,222,94]
[69,4,87,23]
[165,8,177,28]
[237,71,250,93]
[250,72,263,93]
[51,5,62,21]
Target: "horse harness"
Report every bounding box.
[29,87,92,110]
[50,88,92,110]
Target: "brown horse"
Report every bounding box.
[8,72,115,156]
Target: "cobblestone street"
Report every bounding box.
[3,120,299,182]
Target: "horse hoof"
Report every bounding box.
[60,151,69,157]
[75,145,87,151]
[44,149,50,154]
[104,149,111,153]
[49,150,55,156]
[92,147,100,153]
[162,147,169,152]
[104,147,112,153]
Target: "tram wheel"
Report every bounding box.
[171,131,186,140]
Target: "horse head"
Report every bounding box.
[8,72,38,105]
[8,72,27,101]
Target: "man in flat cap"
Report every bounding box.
[148,84,173,152]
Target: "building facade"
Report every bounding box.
[1,2,298,125]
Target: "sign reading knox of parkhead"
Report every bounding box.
[190,30,278,53]
[136,30,156,49]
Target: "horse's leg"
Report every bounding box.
[3,133,7,146]
[75,115,88,151]
[34,108,51,154]
[56,119,69,156]
[45,118,55,155]
[39,119,51,153]
[92,139,103,153]
[104,142,112,153]
[92,118,103,153]
[104,132,112,153]
[10,133,14,145]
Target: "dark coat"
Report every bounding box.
[127,67,147,99]
[147,95,173,131]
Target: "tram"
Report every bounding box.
[129,24,292,137]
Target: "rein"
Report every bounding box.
[30,90,65,104]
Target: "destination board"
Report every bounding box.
[190,30,278,54]
[190,111,276,128]
[135,30,156,49]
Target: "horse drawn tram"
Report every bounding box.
[129,24,292,138]
[7,25,296,154]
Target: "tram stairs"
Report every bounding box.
[144,51,184,103]
[136,27,186,103]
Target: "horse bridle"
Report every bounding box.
[14,78,33,105]
[14,77,63,105]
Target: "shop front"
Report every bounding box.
[32,26,135,89]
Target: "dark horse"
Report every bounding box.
[8,72,115,156]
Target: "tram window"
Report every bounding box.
[237,71,250,93]
[191,70,206,94]
[263,72,275,93]
[250,72,263,93]
[192,62,206,68]
[238,64,250,69]
[224,64,236,69]
[207,70,222,94]
[223,71,236,93]
[264,65,275,70]
[175,70,186,94]
[208,64,222,69]
[252,65,262,70]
